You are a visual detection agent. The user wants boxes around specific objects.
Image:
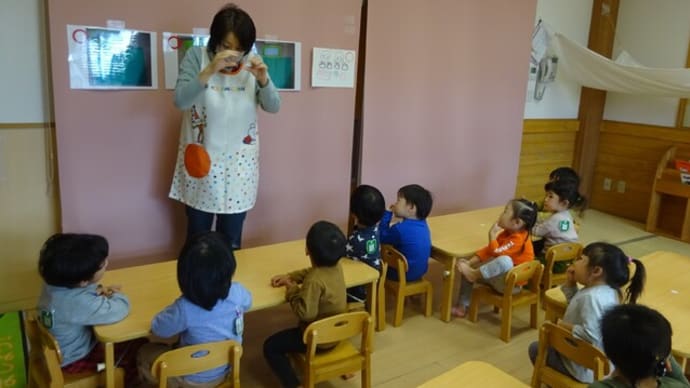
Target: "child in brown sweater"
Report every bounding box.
[263,220,347,388]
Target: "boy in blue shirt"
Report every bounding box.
[36,233,135,379]
[137,231,252,387]
[380,184,433,282]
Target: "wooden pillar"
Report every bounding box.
[574,0,619,197]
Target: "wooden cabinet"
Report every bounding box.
[646,146,690,242]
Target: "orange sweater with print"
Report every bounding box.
[476,229,534,265]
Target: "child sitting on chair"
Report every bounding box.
[345,184,386,302]
[36,233,139,381]
[532,178,586,259]
[592,304,689,388]
[263,221,348,388]
[137,231,252,387]
[453,199,538,318]
[380,184,433,282]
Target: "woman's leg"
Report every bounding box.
[185,206,215,240]
[216,212,247,249]
[263,328,305,388]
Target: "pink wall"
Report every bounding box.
[47,0,361,262]
[362,0,537,214]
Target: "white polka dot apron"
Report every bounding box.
[169,50,260,214]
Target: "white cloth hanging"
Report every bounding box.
[551,33,690,98]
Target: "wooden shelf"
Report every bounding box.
[646,146,690,242]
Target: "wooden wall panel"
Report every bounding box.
[591,121,690,228]
[515,119,579,202]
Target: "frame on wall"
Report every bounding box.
[255,39,301,91]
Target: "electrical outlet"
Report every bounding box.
[617,180,626,193]
[603,178,612,191]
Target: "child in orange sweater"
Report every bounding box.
[452,199,539,318]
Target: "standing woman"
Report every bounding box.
[169,3,280,248]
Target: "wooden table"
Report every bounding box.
[417,360,529,387]
[427,206,503,322]
[94,239,380,388]
[543,251,690,371]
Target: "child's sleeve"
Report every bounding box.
[151,299,187,338]
[379,211,401,245]
[560,284,579,303]
[80,292,130,325]
[478,233,526,262]
[288,268,310,283]
[570,297,606,345]
[533,216,557,238]
[285,277,321,322]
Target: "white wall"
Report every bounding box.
[0,0,50,122]
[603,0,690,127]
[524,0,593,119]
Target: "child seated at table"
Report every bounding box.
[528,242,646,384]
[452,199,538,318]
[36,233,139,381]
[345,184,386,302]
[532,178,586,258]
[380,184,433,282]
[263,221,348,388]
[137,231,252,387]
[591,304,690,388]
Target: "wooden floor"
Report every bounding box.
[240,210,690,387]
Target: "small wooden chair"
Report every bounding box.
[151,340,242,388]
[531,322,610,388]
[468,260,543,342]
[381,244,433,327]
[346,260,388,332]
[291,311,373,388]
[541,243,582,296]
[26,317,124,388]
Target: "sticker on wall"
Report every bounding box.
[67,25,158,89]
[163,32,209,89]
[311,47,356,88]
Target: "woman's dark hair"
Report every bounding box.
[350,185,385,227]
[306,221,346,267]
[544,179,587,213]
[583,242,645,303]
[207,3,256,57]
[38,233,109,288]
[178,231,236,311]
[601,304,672,385]
[398,184,433,219]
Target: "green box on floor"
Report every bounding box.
[0,312,27,387]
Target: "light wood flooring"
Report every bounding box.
[240,210,690,387]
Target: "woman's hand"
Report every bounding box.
[199,50,242,83]
[245,55,269,87]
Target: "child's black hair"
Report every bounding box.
[177,231,236,311]
[583,242,646,303]
[350,184,385,227]
[548,166,580,185]
[509,198,539,232]
[398,184,433,219]
[601,304,672,385]
[207,3,256,57]
[38,233,109,288]
[306,221,346,267]
[544,179,587,213]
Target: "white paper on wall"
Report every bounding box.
[162,32,209,89]
[311,47,356,88]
